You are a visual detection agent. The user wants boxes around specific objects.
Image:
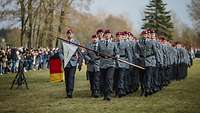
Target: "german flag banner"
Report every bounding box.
[49,54,63,82]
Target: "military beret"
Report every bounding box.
[123,31,128,35]
[91,35,97,38]
[116,32,121,36]
[66,29,73,34]
[104,29,111,34]
[119,32,124,36]
[150,29,155,34]
[146,29,151,33]
[96,29,104,34]
[140,30,148,35]
[128,32,134,36]
[159,36,165,41]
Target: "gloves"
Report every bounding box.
[78,64,82,71]
[94,51,99,56]
[113,55,120,60]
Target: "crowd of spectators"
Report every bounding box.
[0,47,59,75]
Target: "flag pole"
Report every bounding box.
[57,38,145,70]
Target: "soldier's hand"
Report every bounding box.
[94,51,99,55]
[113,55,119,60]
[78,65,82,71]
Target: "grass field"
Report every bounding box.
[0,60,200,113]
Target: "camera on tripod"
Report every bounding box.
[10,59,29,89]
[18,59,25,73]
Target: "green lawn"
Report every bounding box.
[0,60,200,113]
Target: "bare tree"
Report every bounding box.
[0,0,93,47]
[188,0,200,47]
[189,0,200,29]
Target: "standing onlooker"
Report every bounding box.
[32,50,38,70]
[37,49,44,70]
[2,50,8,74]
[0,49,3,75]
[11,48,18,73]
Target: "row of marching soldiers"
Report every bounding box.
[83,28,193,101]
[59,28,193,101]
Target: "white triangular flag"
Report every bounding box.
[62,41,78,67]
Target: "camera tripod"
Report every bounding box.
[10,60,29,89]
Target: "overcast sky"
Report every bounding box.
[0,0,193,32]
[86,0,193,32]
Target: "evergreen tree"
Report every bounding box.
[142,0,174,39]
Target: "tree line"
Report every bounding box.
[0,0,132,48]
[0,0,200,48]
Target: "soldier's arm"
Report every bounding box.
[113,43,120,59]
[153,42,161,65]
[134,42,141,60]
[82,44,92,63]
[126,44,133,63]
[185,49,191,66]
[75,41,84,71]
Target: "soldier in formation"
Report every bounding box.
[59,28,193,100]
[83,28,193,100]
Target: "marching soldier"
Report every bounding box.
[84,35,101,98]
[122,31,133,95]
[114,32,132,97]
[176,42,182,80]
[172,42,179,81]
[176,43,190,80]
[128,32,140,93]
[158,37,166,87]
[59,29,82,98]
[96,29,104,96]
[183,47,191,79]
[160,38,170,86]
[149,30,162,93]
[167,41,177,81]
[135,30,157,97]
[98,29,119,101]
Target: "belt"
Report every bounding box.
[120,55,128,58]
[140,55,144,58]
[120,55,126,57]
[146,54,154,58]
